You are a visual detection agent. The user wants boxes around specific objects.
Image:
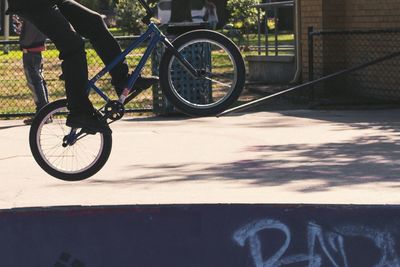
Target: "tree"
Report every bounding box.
[115,0,147,34]
[226,0,261,46]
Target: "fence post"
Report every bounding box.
[257,8,261,55]
[274,6,279,56]
[265,8,269,56]
[3,0,9,54]
[308,26,314,101]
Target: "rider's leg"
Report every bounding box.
[18,5,91,114]
[56,0,128,89]
[57,0,158,96]
[17,5,110,133]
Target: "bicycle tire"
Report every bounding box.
[159,30,246,116]
[29,99,112,181]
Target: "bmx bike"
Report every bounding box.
[29,0,246,181]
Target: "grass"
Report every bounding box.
[0,44,154,115]
[0,32,294,116]
[0,36,19,41]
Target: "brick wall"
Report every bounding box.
[343,0,400,29]
[299,0,322,82]
[299,0,400,100]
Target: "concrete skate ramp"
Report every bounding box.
[1,204,400,266]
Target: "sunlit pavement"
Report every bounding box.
[1,109,400,208]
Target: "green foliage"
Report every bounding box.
[227,0,261,35]
[115,0,147,35]
[267,18,276,31]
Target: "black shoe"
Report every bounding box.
[23,117,34,125]
[66,112,112,135]
[116,75,159,97]
[134,75,159,91]
[24,117,52,125]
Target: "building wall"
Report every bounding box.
[343,0,400,29]
[299,0,400,100]
[299,0,322,83]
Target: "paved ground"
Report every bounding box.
[1,108,400,209]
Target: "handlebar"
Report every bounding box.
[138,0,154,24]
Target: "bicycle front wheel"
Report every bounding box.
[159,30,246,116]
[29,99,112,181]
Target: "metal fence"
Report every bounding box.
[0,36,153,118]
[251,1,295,56]
[308,28,400,104]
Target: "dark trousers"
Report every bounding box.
[23,52,49,112]
[16,0,128,114]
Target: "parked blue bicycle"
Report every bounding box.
[29,0,245,181]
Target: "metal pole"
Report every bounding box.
[274,6,278,56]
[3,0,9,54]
[265,8,268,56]
[308,26,314,101]
[257,8,261,55]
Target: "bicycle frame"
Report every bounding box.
[87,22,200,106]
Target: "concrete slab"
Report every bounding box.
[2,204,400,266]
[1,109,400,208]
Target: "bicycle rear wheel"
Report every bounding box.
[159,30,245,116]
[29,99,112,181]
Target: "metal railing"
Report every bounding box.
[0,36,154,118]
[251,1,295,56]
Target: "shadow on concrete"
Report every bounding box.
[123,114,213,126]
[232,109,400,133]
[123,108,400,133]
[123,115,189,122]
[283,108,400,132]
[42,108,400,192]
[84,132,400,192]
